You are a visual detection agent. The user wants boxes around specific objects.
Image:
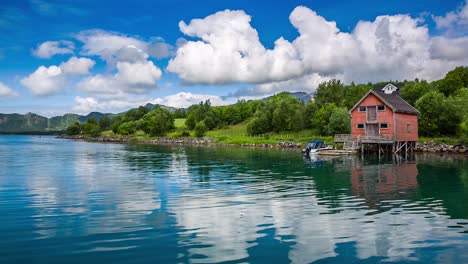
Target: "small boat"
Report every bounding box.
[302,140,333,156]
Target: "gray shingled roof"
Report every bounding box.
[371,85,419,115]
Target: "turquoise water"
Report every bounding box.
[1,135,468,263]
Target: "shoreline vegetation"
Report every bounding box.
[62,67,468,152]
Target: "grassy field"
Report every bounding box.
[205,122,333,145]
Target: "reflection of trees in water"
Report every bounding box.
[116,145,468,263]
[416,154,468,219]
[122,145,468,220]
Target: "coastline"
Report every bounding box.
[57,135,467,154]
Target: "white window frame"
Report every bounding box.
[359,106,366,112]
[357,123,365,130]
[377,105,386,111]
[379,123,389,129]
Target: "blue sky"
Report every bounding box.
[0,0,467,116]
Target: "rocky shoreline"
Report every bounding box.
[57,135,303,149]
[414,141,467,154]
[58,135,467,154]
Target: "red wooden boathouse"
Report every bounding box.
[336,83,419,154]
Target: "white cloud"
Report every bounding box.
[433,0,468,31]
[0,82,18,97]
[72,92,234,114]
[20,65,66,96]
[167,6,468,95]
[72,96,99,113]
[59,56,95,75]
[33,40,74,59]
[76,29,175,65]
[152,92,234,108]
[72,96,150,114]
[148,42,174,59]
[232,73,334,97]
[76,29,148,65]
[77,60,162,98]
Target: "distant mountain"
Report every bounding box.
[0,113,49,132]
[0,112,115,133]
[262,91,313,104]
[144,103,177,112]
[0,104,169,133]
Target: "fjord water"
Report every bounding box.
[1,136,467,263]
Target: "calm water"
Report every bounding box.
[1,136,468,264]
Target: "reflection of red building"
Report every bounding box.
[351,162,418,207]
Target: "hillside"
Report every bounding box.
[0,113,49,132]
[0,92,308,133]
[0,112,114,133]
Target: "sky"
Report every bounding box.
[0,0,468,117]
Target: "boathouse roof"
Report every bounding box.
[349,83,420,115]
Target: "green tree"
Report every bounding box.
[415,91,463,136]
[435,66,468,97]
[141,107,175,136]
[185,100,220,130]
[304,100,318,128]
[194,121,207,137]
[344,83,372,109]
[99,116,112,131]
[400,80,435,106]
[328,107,351,134]
[117,122,136,135]
[247,111,270,135]
[66,122,81,135]
[314,79,346,107]
[312,103,338,135]
[173,108,187,118]
[83,119,100,137]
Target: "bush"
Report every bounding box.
[66,122,81,135]
[194,121,207,137]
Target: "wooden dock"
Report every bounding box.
[334,134,414,154]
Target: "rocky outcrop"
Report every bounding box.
[415,142,467,153]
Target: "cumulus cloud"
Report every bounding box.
[72,92,233,114]
[76,60,162,98]
[232,73,334,97]
[148,42,174,59]
[0,82,18,97]
[20,65,66,96]
[76,30,148,63]
[433,0,468,31]
[152,92,234,108]
[59,56,95,75]
[33,40,75,59]
[72,96,152,114]
[167,6,468,96]
[76,29,173,64]
[21,56,94,96]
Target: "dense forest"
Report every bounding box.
[67,66,468,141]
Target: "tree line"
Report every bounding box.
[66,66,468,140]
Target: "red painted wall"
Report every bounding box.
[395,113,418,141]
[350,94,395,137]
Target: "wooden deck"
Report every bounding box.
[334,134,394,144]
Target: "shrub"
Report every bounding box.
[194,121,207,137]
